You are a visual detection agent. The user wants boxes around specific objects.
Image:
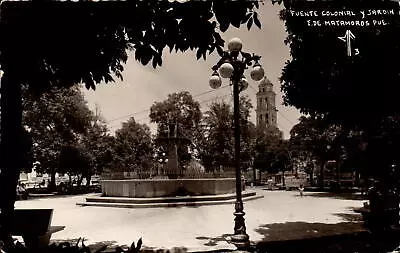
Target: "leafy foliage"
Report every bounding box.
[0,0,263,242]
[280,0,400,128]
[79,119,115,184]
[197,100,234,169]
[289,116,343,184]
[290,116,340,162]
[0,1,261,92]
[58,145,90,180]
[113,117,153,174]
[150,91,201,167]
[362,115,400,183]
[22,86,94,186]
[253,125,284,173]
[22,86,116,187]
[1,237,142,253]
[271,139,292,174]
[239,95,257,168]
[196,95,255,170]
[280,0,400,189]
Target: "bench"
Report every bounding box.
[11,209,65,248]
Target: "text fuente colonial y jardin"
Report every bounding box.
[289,9,398,27]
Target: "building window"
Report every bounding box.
[259,115,263,122]
[266,113,269,124]
[259,98,262,105]
[263,88,265,92]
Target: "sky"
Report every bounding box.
[82,1,302,139]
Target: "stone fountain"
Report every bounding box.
[78,123,262,207]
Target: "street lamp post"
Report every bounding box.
[209,38,265,250]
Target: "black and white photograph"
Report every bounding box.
[0,0,399,252]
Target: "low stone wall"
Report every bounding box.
[101,178,237,197]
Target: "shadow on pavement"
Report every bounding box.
[51,239,129,251]
[195,234,232,247]
[141,247,189,253]
[255,221,366,241]
[334,212,364,222]
[254,222,400,253]
[305,192,367,201]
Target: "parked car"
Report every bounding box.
[91,176,101,185]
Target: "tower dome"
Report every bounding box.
[259,76,273,92]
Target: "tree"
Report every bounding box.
[112,117,153,177]
[279,0,400,188]
[271,139,292,187]
[280,0,400,127]
[58,144,89,185]
[239,95,257,169]
[1,1,262,91]
[23,86,93,190]
[198,100,234,169]
[150,91,202,169]
[290,116,346,189]
[253,125,283,183]
[288,138,317,186]
[77,114,114,186]
[196,95,256,171]
[0,1,262,245]
[362,116,400,186]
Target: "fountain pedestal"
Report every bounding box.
[166,142,180,179]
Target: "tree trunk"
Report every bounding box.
[362,172,369,196]
[319,161,325,190]
[48,168,56,192]
[337,162,341,191]
[86,175,91,186]
[77,175,83,187]
[309,169,314,187]
[253,167,257,186]
[0,70,23,247]
[282,170,285,187]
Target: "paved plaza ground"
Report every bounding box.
[14,188,366,252]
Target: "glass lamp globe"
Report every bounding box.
[250,64,265,81]
[228,38,243,52]
[209,72,222,89]
[219,62,234,78]
[239,77,248,91]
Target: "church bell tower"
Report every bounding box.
[256,77,278,129]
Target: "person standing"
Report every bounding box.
[299,184,304,197]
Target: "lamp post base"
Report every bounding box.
[231,234,250,250]
[231,201,250,250]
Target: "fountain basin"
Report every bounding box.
[101,178,238,198]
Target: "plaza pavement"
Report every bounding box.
[14,188,365,252]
